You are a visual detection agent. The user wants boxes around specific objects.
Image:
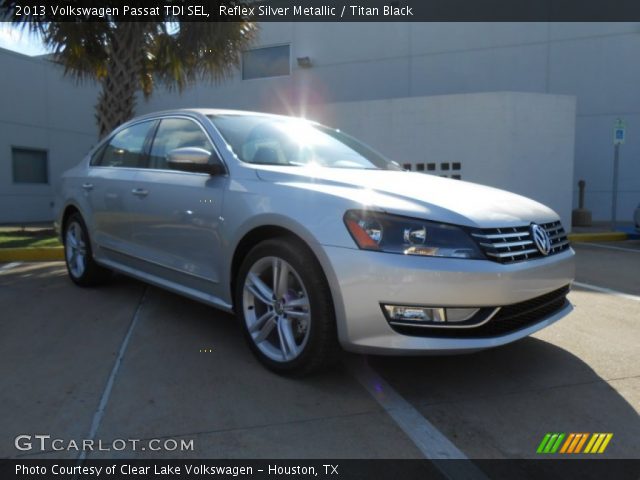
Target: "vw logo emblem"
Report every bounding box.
[530,223,551,255]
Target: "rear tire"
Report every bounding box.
[63,212,111,287]
[235,237,339,375]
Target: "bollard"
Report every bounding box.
[572,180,592,227]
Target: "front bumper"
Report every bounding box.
[321,245,575,354]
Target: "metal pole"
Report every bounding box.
[611,143,620,230]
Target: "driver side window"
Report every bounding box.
[149,118,214,170]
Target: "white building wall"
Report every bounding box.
[1,22,638,223]
[139,22,640,222]
[310,92,576,229]
[0,48,99,223]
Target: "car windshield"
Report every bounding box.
[208,114,402,170]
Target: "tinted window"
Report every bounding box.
[242,45,290,80]
[99,121,154,168]
[208,114,402,171]
[149,118,214,170]
[12,147,48,183]
[89,142,108,166]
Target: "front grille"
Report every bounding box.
[471,221,570,264]
[389,285,570,339]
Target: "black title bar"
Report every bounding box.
[3,0,640,22]
[1,459,639,480]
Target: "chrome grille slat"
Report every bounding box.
[472,221,570,264]
[472,231,528,240]
[486,248,540,258]
[480,239,534,249]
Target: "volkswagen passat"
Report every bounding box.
[55,109,575,374]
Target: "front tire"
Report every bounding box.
[63,212,111,286]
[235,237,339,375]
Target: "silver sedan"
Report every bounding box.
[55,109,575,375]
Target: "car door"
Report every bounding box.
[85,120,156,260]
[128,116,228,294]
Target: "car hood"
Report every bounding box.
[254,166,559,228]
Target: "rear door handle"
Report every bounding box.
[81,183,94,191]
[131,188,149,197]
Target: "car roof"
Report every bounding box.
[130,108,305,122]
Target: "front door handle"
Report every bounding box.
[81,183,94,191]
[131,188,149,197]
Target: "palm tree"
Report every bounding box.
[6,3,256,137]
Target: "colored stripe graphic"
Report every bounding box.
[537,433,565,454]
[537,433,552,454]
[574,433,589,453]
[584,433,614,454]
[538,433,613,454]
[550,433,565,453]
[559,433,575,453]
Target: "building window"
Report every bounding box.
[12,147,48,184]
[416,163,425,171]
[242,45,290,80]
[403,163,412,170]
[427,163,436,171]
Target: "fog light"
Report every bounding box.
[382,305,480,324]
[383,305,446,323]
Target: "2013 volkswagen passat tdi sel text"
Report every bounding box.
[55,109,575,374]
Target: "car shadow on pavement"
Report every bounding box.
[365,338,640,459]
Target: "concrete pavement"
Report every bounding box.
[1,242,638,461]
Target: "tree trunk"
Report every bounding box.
[95,23,146,138]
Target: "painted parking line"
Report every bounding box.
[573,281,640,303]
[0,262,22,273]
[576,242,640,254]
[78,287,148,462]
[347,357,488,479]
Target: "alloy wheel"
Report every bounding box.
[65,221,87,278]
[242,256,311,362]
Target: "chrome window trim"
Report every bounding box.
[89,118,157,167]
[88,114,229,176]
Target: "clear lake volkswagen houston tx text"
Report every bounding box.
[55,109,575,375]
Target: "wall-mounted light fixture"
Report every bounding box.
[296,57,312,68]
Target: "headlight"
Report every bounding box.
[344,210,485,259]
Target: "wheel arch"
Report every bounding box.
[228,222,346,337]
[230,225,309,308]
[60,204,83,243]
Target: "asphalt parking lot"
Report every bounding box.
[1,241,639,461]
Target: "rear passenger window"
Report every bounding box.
[149,118,214,170]
[98,121,154,168]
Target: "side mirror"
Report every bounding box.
[166,147,225,175]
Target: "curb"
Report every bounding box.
[0,247,64,262]
[567,232,628,243]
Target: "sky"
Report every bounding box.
[0,23,50,56]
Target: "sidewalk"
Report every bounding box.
[0,222,55,233]
[569,221,639,242]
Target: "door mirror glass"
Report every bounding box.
[167,147,225,175]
